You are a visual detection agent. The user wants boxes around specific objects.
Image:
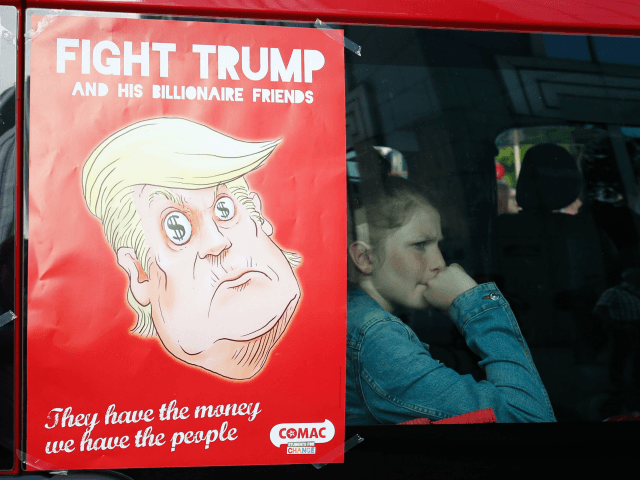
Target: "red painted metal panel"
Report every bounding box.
[25,0,640,35]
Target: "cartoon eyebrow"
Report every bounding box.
[208,183,226,209]
[147,188,186,207]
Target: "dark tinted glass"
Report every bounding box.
[0,4,17,472]
[344,25,640,423]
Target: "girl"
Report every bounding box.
[346,176,556,424]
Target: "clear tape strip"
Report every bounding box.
[312,434,364,469]
[1,24,17,46]
[24,8,66,42]
[16,449,64,472]
[0,310,16,328]
[25,11,64,40]
[314,19,361,56]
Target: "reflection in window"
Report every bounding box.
[622,127,640,139]
[593,36,640,66]
[543,34,591,61]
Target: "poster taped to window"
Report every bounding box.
[26,10,346,470]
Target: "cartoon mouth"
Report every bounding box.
[208,270,272,314]
[223,270,271,288]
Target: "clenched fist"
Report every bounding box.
[423,263,478,313]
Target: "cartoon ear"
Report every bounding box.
[249,192,274,236]
[117,248,151,306]
[348,241,374,275]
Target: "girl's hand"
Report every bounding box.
[423,264,478,313]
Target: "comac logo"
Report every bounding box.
[269,420,335,448]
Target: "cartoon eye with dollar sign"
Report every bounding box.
[163,211,192,245]
[214,197,235,221]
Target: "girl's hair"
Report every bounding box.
[348,176,435,283]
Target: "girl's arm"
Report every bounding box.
[354,277,555,423]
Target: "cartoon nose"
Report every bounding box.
[199,218,232,257]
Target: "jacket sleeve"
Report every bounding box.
[357,283,556,423]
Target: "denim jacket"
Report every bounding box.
[346,283,556,424]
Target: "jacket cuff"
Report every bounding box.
[449,282,507,330]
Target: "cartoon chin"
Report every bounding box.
[208,291,298,342]
[207,309,283,341]
[159,292,300,379]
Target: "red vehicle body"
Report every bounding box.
[25,0,640,34]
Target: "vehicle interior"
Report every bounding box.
[342,25,640,423]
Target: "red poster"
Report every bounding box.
[26,10,345,470]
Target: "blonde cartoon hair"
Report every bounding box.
[82,117,301,337]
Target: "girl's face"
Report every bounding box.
[370,205,445,310]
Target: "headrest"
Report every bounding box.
[516,143,582,212]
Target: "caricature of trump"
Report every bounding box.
[82,118,301,380]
